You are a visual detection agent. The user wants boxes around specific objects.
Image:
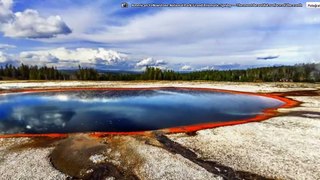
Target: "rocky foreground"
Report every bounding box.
[0,81,319,180]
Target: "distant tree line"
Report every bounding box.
[0,63,319,82]
[0,64,66,80]
[178,64,320,82]
[75,66,99,80]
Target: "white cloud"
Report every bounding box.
[1,47,172,71]
[135,57,168,70]
[198,66,215,71]
[0,0,71,38]
[0,0,13,23]
[180,65,193,71]
[19,47,129,69]
[0,51,9,63]
[56,8,294,45]
[2,2,320,69]
[136,57,166,67]
[42,6,320,67]
[0,51,18,64]
[0,43,15,49]
[19,52,59,65]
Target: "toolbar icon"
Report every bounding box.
[121,2,129,8]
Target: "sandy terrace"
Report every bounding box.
[0,81,319,180]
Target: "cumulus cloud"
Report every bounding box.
[19,52,59,65]
[0,51,18,65]
[0,51,10,63]
[0,0,71,38]
[19,47,129,69]
[136,57,167,67]
[0,0,13,23]
[135,57,168,70]
[1,47,173,71]
[180,65,193,71]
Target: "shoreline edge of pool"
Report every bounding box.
[0,86,300,138]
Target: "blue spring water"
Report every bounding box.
[0,88,284,134]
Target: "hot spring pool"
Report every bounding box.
[0,88,284,134]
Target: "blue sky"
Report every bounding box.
[0,0,319,71]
